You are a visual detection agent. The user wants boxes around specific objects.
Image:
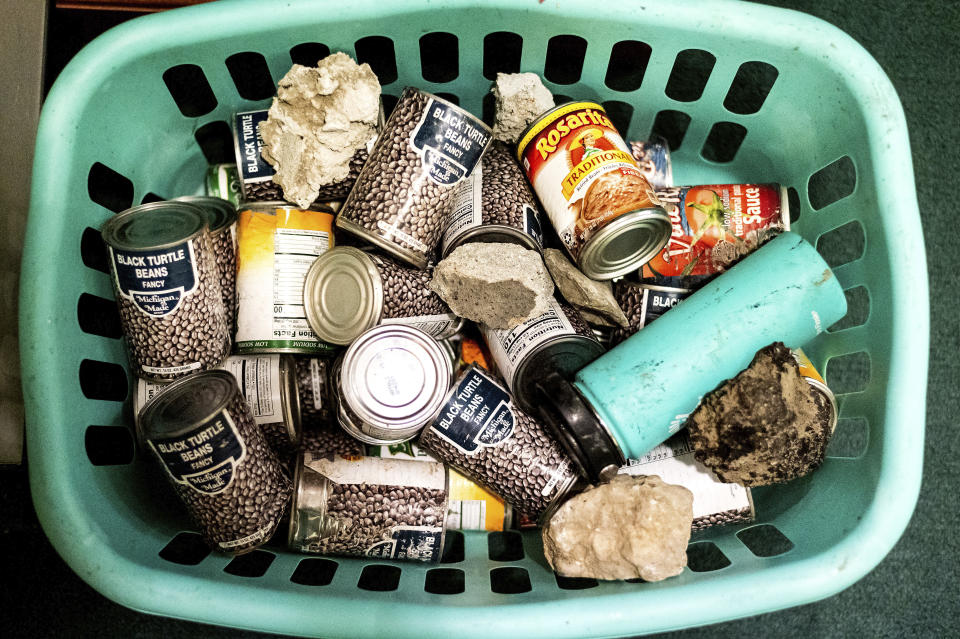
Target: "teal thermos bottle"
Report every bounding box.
[537,231,848,481]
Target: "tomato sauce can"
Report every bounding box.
[516,102,671,280]
[792,348,838,435]
[641,183,789,286]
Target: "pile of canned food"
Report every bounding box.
[103,75,820,564]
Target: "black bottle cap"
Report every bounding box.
[535,371,625,482]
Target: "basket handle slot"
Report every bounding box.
[289,42,331,68]
[424,568,466,595]
[290,558,339,586]
[605,40,651,92]
[736,524,795,558]
[225,52,276,102]
[544,35,588,85]
[649,109,691,151]
[665,49,716,102]
[420,32,459,83]
[723,61,779,115]
[355,36,398,86]
[808,155,857,211]
[88,162,134,214]
[162,64,218,118]
[84,425,134,466]
[483,32,523,81]
[77,293,122,339]
[194,120,235,165]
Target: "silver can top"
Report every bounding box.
[578,206,673,280]
[173,195,237,234]
[139,369,238,441]
[340,325,453,436]
[101,201,208,251]
[303,247,384,346]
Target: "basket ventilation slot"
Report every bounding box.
[723,61,778,115]
[701,122,747,163]
[826,417,869,458]
[605,40,651,92]
[554,574,599,590]
[424,568,465,595]
[224,550,275,577]
[159,532,211,566]
[553,94,574,106]
[289,42,331,67]
[829,286,870,332]
[434,93,460,106]
[483,32,522,80]
[79,359,128,401]
[686,541,732,572]
[194,121,235,165]
[88,162,134,213]
[420,32,459,83]
[490,566,531,594]
[290,558,338,586]
[482,92,495,126]
[381,94,399,118]
[354,36,398,85]
[816,220,865,268]
[358,564,401,591]
[787,186,801,224]
[77,293,122,339]
[162,63,218,117]
[140,192,165,204]
[650,110,691,151]
[601,101,633,137]
[665,49,716,102]
[544,35,587,85]
[84,426,134,466]
[826,351,871,394]
[808,156,856,210]
[81,227,109,273]
[737,524,795,557]
[225,52,276,101]
[440,530,465,563]
[487,530,524,562]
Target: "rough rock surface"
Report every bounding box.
[543,249,629,328]
[260,53,381,208]
[685,342,831,486]
[542,474,693,581]
[492,73,555,143]
[430,243,554,329]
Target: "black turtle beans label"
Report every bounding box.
[148,411,246,495]
[410,98,491,186]
[234,109,275,184]
[110,242,198,317]
[431,367,515,455]
[366,525,443,562]
[524,204,544,246]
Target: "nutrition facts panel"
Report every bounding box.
[273,229,329,317]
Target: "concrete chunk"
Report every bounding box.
[492,73,555,144]
[543,249,629,328]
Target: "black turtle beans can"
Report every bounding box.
[101,201,231,382]
[439,140,545,257]
[289,452,448,563]
[609,281,692,347]
[303,246,462,345]
[336,88,493,269]
[418,365,581,523]
[140,370,292,555]
[173,196,238,334]
[332,325,454,445]
[480,297,605,414]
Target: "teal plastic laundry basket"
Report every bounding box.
[20,0,928,636]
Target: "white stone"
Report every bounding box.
[492,73,555,144]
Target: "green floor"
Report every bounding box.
[2,0,957,637]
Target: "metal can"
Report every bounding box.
[332,325,454,445]
[516,101,671,280]
[439,140,545,257]
[419,365,582,523]
[793,348,838,435]
[288,452,448,563]
[629,136,673,189]
[336,88,493,269]
[367,441,512,532]
[204,163,242,206]
[235,200,337,354]
[303,246,462,345]
[101,201,231,381]
[640,183,790,286]
[134,354,301,456]
[609,281,692,347]
[232,109,371,203]
[140,370,292,555]
[173,196,238,334]
[480,297,604,413]
[294,356,334,430]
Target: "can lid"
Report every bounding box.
[512,335,605,414]
[303,247,384,345]
[341,325,453,431]
[535,372,625,482]
[279,355,303,445]
[173,196,238,234]
[139,370,238,440]
[101,201,208,250]
[579,207,672,280]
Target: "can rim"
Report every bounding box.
[279,355,302,445]
[238,200,335,214]
[578,207,673,280]
[806,377,839,435]
[101,201,208,250]
[173,196,238,234]
[443,224,541,258]
[303,247,384,346]
[335,216,430,270]
[515,101,604,161]
[139,369,238,441]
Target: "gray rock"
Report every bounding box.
[430,243,554,330]
[542,474,693,582]
[543,249,629,328]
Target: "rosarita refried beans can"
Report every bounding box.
[516,102,671,280]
